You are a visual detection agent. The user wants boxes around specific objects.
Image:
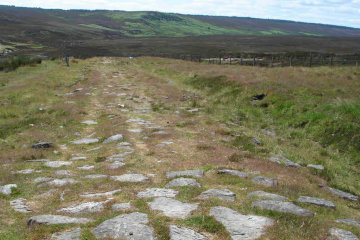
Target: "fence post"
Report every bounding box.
[219,56,222,65]
[253,57,256,66]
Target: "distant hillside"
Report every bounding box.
[1,5,360,57]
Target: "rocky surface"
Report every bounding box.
[169,225,208,240]
[80,189,122,198]
[44,161,72,168]
[31,142,53,149]
[38,178,77,188]
[28,215,92,226]
[248,191,287,201]
[252,200,314,216]
[328,228,359,240]
[112,202,132,211]
[81,120,98,125]
[0,184,17,195]
[148,197,198,218]
[91,212,156,240]
[165,178,201,188]
[198,189,236,201]
[210,206,274,240]
[166,170,204,178]
[51,228,81,240]
[72,138,99,144]
[335,219,360,228]
[110,174,149,182]
[217,169,248,178]
[307,164,324,170]
[57,199,112,214]
[103,134,124,143]
[297,196,336,208]
[137,188,178,198]
[320,185,359,202]
[10,198,32,213]
[84,174,108,179]
[11,169,41,174]
[252,176,278,187]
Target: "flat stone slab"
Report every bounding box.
[110,174,149,183]
[103,134,124,143]
[198,189,236,201]
[72,138,99,144]
[252,176,278,187]
[170,225,208,240]
[166,170,204,179]
[70,156,87,161]
[80,189,122,198]
[38,178,77,188]
[218,169,248,178]
[52,228,81,240]
[328,228,359,240]
[44,161,72,168]
[28,215,92,226]
[165,178,201,188]
[0,184,17,195]
[297,196,336,208]
[11,169,41,174]
[55,170,73,176]
[148,197,198,219]
[137,188,178,198]
[112,202,132,211]
[268,157,281,164]
[247,191,287,201]
[82,120,98,125]
[57,199,112,214]
[335,219,360,228]
[34,177,54,183]
[91,212,156,240]
[32,142,53,149]
[320,186,359,202]
[128,129,143,133]
[10,198,32,213]
[84,174,108,179]
[280,154,302,168]
[307,164,324,170]
[252,200,314,217]
[77,165,94,170]
[107,161,126,169]
[210,206,274,240]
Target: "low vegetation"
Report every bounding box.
[0,56,42,72]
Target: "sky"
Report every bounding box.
[2,0,360,28]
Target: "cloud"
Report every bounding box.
[2,0,360,28]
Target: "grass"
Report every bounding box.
[0,56,42,72]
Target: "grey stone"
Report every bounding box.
[328,228,358,240]
[252,200,314,217]
[70,156,87,161]
[82,120,98,125]
[112,202,132,211]
[38,189,57,197]
[10,198,32,213]
[166,170,204,179]
[280,154,301,168]
[307,164,324,170]
[91,212,156,240]
[252,138,261,145]
[148,197,198,219]
[72,138,99,144]
[152,131,169,135]
[77,165,94,170]
[165,178,201,188]
[268,157,281,164]
[84,174,108,179]
[107,161,126,169]
[128,129,143,133]
[210,206,274,240]
[32,142,53,149]
[335,219,360,228]
[110,174,149,183]
[38,178,77,188]
[218,169,248,178]
[198,189,236,201]
[137,188,178,198]
[51,228,81,240]
[247,191,287,201]
[34,177,53,183]
[28,215,92,226]
[0,184,17,195]
[25,159,51,162]
[57,199,112,214]
[297,196,336,208]
[103,134,124,143]
[252,176,278,187]
[44,161,72,168]
[55,170,73,176]
[80,189,122,198]
[169,225,208,240]
[320,186,359,202]
[11,169,41,174]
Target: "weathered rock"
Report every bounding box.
[297,196,336,208]
[328,228,358,240]
[107,161,126,169]
[247,191,287,201]
[252,138,261,145]
[307,164,324,170]
[11,169,41,174]
[28,215,92,226]
[0,184,17,195]
[335,219,360,228]
[72,138,99,145]
[25,159,51,162]
[91,212,156,240]
[77,165,94,170]
[51,228,81,240]
[252,176,278,187]
[128,129,143,133]
[80,189,122,198]
[69,156,87,161]
[38,178,77,188]
[198,189,236,201]
[217,169,248,178]
[110,174,149,183]
[44,161,72,168]
[34,177,54,183]
[152,131,169,135]
[137,188,178,198]
[103,134,124,143]
[268,157,281,164]
[320,185,359,202]
[280,154,302,168]
[169,225,208,240]
[166,170,204,179]
[148,197,198,218]
[84,174,108,179]
[210,206,274,240]
[32,142,53,149]
[55,170,73,176]
[112,202,132,211]
[57,199,112,214]
[252,200,314,216]
[38,189,57,197]
[82,120,98,125]
[10,198,32,213]
[165,178,201,188]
